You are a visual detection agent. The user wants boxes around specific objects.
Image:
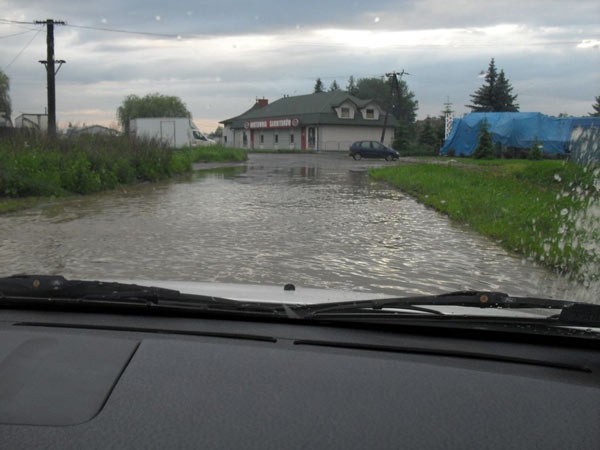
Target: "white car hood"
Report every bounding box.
[109,279,557,319]
[115,280,390,304]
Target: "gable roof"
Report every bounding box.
[221,91,396,128]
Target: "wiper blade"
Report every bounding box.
[0,275,287,316]
[0,275,181,303]
[294,291,578,319]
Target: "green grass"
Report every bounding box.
[370,159,599,282]
[246,149,316,154]
[171,146,247,171]
[0,134,247,211]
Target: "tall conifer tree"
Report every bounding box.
[467,59,519,112]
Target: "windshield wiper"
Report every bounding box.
[0,275,288,316]
[3,277,598,328]
[293,290,591,322]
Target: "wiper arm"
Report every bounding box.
[0,275,287,316]
[0,275,181,303]
[293,291,578,319]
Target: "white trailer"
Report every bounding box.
[129,117,215,148]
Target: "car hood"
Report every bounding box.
[108,279,391,304]
[105,279,561,320]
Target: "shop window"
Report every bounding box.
[275,134,279,144]
[290,134,295,144]
[243,132,248,147]
[260,134,264,144]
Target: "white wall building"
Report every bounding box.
[14,113,48,131]
[221,91,397,151]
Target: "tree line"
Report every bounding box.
[1,58,599,147]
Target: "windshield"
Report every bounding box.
[0,1,598,309]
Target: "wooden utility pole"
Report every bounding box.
[35,19,65,137]
[380,70,409,144]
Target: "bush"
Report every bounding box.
[473,120,494,159]
[528,140,543,160]
[0,134,247,198]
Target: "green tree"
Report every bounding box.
[590,95,600,117]
[467,59,519,112]
[117,93,191,133]
[473,120,494,159]
[0,69,11,122]
[351,76,418,150]
[353,76,418,124]
[494,70,519,112]
[313,78,325,93]
[346,76,357,95]
[329,80,340,91]
[418,117,440,150]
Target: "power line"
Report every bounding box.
[64,23,182,39]
[0,19,37,25]
[0,29,38,39]
[3,17,595,48]
[0,18,180,39]
[2,29,42,71]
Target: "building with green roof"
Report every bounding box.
[220,91,397,151]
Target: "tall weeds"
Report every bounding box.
[0,133,246,198]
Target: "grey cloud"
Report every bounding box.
[2,0,598,127]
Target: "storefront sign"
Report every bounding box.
[245,118,300,129]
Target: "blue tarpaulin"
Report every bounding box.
[440,112,600,156]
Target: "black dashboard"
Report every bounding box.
[1,308,599,449]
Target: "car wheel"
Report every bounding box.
[353,153,362,160]
[385,155,392,161]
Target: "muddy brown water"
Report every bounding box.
[0,153,594,301]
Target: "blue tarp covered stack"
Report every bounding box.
[440,112,600,158]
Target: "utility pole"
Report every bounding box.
[35,19,66,137]
[380,70,409,144]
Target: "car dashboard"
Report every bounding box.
[1,306,599,449]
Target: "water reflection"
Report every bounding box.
[0,153,594,302]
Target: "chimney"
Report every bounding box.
[256,98,269,108]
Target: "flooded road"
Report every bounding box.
[0,153,592,300]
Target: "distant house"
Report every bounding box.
[14,113,48,131]
[66,125,120,137]
[220,91,397,151]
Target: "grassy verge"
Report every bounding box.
[246,149,316,154]
[0,134,247,212]
[370,159,599,283]
[172,146,247,169]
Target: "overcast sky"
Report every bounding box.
[1,0,598,132]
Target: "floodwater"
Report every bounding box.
[0,153,593,301]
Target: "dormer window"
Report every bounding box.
[341,107,350,118]
[366,108,375,119]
